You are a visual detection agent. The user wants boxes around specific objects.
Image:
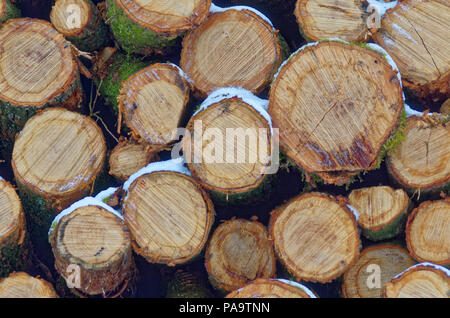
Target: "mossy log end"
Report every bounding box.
[105,0,211,55]
[109,139,159,182]
[348,186,412,241]
[383,264,450,298]
[269,192,360,283]
[0,0,20,23]
[51,205,134,296]
[50,0,109,52]
[372,0,450,106]
[0,272,57,298]
[123,171,214,266]
[0,179,28,278]
[406,199,449,266]
[96,49,148,115]
[11,108,106,261]
[269,41,404,185]
[342,244,416,298]
[185,97,274,206]
[118,63,191,147]
[226,278,317,298]
[387,115,450,197]
[166,269,214,298]
[294,0,369,43]
[205,219,276,293]
[0,18,83,158]
[181,8,284,97]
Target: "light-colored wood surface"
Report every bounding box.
[384,265,449,298]
[387,115,450,190]
[226,278,315,298]
[269,41,403,184]
[0,18,77,106]
[118,63,190,146]
[185,97,272,194]
[50,0,90,36]
[270,192,360,283]
[12,108,106,198]
[181,8,282,96]
[349,186,409,232]
[0,272,56,298]
[342,244,416,298]
[295,0,368,42]
[114,0,211,34]
[206,219,276,292]
[373,0,450,90]
[406,199,450,265]
[0,179,24,245]
[123,171,214,265]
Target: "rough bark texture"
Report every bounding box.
[0,0,20,23]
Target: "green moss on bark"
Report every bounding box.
[0,0,20,23]
[105,0,178,55]
[166,270,213,298]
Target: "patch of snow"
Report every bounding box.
[209,3,274,29]
[48,196,123,237]
[95,187,119,203]
[167,63,194,85]
[366,0,398,17]
[123,158,192,192]
[194,87,273,134]
[346,204,360,221]
[393,262,450,279]
[273,279,317,298]
[391,23,416,43]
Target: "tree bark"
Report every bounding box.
[0,0,20,23]
[105,0,211,55]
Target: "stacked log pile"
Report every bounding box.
[0,0,448,299]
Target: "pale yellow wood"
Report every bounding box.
[50,0,90,36]
[226,278,314,298]
[206,219,276,292]
[349,186,409,232]
[384,265,449,298]
[12,108,106,198]
[407,200,450,265]
[270,192,360,283]
[0,272,56,298]
[181,9,282,96]
[0,179,23,243]
[123,171,214,265]
[269,41,403,184]
[0,19,77,106]
[342,244,416,298]
[295,0,368,42]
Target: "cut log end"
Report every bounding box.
[0,179,24,245]
[406,199,450,265]
[12,108,106,199]
[123,171,214,265]
[185,97,272,195]
[181,8,282,96]
[349,186,410,240]
[226,278,316,298]
[50,0,91,36]
[294,0,368,42]
[270,192,360,283]
[387,115,450,194]
[384,265,450,298]
[118,63,190,145]
[205,219,276,292]
[342,244,416,298]
[0,272,57,298]
[109,140,158,182]
[52,205,133,295]
[373,0,450,105]
[114,0,212,35]
[0,18,77,106]
[440,99,450,115]
[269,41,404,185]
